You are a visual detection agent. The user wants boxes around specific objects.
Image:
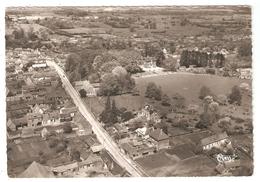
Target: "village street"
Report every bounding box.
[46,60,148,177]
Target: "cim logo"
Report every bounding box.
[216,153,237,163]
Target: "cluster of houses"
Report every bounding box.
[103,105,170,160]
[6,48,132,178]
[102,101,244,175]
[6,53,78,139]
[199,132,242,175]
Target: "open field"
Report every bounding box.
[135,152,179,176]
[168,155,217,176]
[135,73,251,104]
[84,73,251,117]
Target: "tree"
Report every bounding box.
[199,86,213,100]
[163,57,178,71]
[100,96,111,124]
[99,72,135,96]
[125,63,143,74]
[121,111,134,122]
[71,150,81,162]
[145,82,160,99]
[100,97,120,125]
[56,142,67,153]
[196,113,211,129]
[65,53,80,72]
[48,138,59,148]
[155,51,165,67]
[161,94,171,106]
[99,61,120,75]
[112,66,128,77]
[229,85,242,105]
[63,123,73,133]
[110,100,119,124]
[180,50,189,67]
[99,74,121,96]
[79,89,87,98]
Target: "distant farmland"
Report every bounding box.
[135,73,251,104]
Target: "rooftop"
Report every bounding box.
[149,128,169,141]
[201,132,228,146]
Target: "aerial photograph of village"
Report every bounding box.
[5,6,253,177]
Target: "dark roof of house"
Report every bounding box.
[201,132,228,146]
[18,161,54,178]
[121,142,137,155]
[100,150,124,176]
[149,128,169,141]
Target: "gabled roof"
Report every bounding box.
[60,107,77,114]
[201,132,228,146]
[19,161,54,178]
[149,128,169,141]
[52,162,78,173]
[79,153,102,167]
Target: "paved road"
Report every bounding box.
[47,61,148,177]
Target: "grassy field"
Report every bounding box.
[135,73,251,104]
[168,155,217,176]
[135,152,179,176]
[84,73,251,117]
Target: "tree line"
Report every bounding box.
[180,50,225,68]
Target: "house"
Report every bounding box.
[135,126,153,139]
[238,68,252,80]
[59,113,72,123]
[78,154,104,172]
[114,123,128,134]
[200,132,229,151]
[215,159,241,174]
[7,118,17,131]
[6,94,23,102]
[74,80,97,97]
[31,104,44,114]
[138,105,161,123]
[27,113,43,127]
[91,143,104,153]
[120,142,156,160]
[51,162,78,176]
[76,123,92,136]
[32,63,47,69]
[19,161,54,178]
[60,107,77,117]
[42,111,60,126]
[149,128,170,150]
[9,117,28,130]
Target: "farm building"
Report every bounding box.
[200,132,230,151]
[149,128,170,150]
